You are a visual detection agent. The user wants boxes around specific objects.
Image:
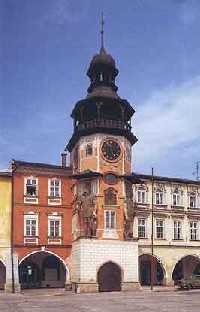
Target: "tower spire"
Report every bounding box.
[100,12,105,52]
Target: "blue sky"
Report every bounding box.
[1,0,200,178]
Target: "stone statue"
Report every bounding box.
[75,192,97,238]
[124,198,134,240]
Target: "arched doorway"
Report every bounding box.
[98,261,122,292]
[19,252,67,289]
[139,254,165,286]
[172,255,200,284]
[0,260,6,290]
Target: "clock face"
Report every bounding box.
[101,139,121,161]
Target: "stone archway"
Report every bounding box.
[19,251,67,289]
[97,261,122,292]
[0,260,6,290]
[172,255,200,284]
[139,254,165,286]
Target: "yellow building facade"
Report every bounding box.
[0,171,13,291]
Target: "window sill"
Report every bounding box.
[189,239,200,242]
[48,197,62,205]
[187,207,200,210]
[24,195,38,204]
[136,203,150,206]
[47,237,62,245]
[171,205,184,209]
[24,235,39,238]
[172,239,184,241]
[104,205,119,209]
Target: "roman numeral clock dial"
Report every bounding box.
[101,139,121,161]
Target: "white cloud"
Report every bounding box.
[134,76,200,169]
[41,0,90,25]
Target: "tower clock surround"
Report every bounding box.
[101,138,122,162]
[66,20,139,292]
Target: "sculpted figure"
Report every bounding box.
[76,192,97,237]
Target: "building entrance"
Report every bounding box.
[139,254,165,286]
[172,255,200,284]
[98,261,122,292]
[19,252,66,289]
[0,260,6,290]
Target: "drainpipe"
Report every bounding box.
[11,161,16,293]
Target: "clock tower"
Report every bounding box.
[66,22,139,292]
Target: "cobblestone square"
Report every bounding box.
[0,289,200,312]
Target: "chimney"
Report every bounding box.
[61,152,67,168]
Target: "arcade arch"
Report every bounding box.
[139,254,166,286]
[19,251,68,289]
[172,255,200,284]
[0,260,6,290]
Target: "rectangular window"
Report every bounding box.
[26,178,37,196]
[190,221,198,241]
[174,220,182,240]
[138,218,146,238]
[105,211,116,229]
[156,219,164,239]
[189,194,196,208]
[49,219,61,238]
[86,144,93,157]
[155,192,163,205]
[24,215,38,236]
[173,193,180,206]
[49,179,61,197]
[137,190,146,204]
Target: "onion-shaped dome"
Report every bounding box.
[87,47,118,78]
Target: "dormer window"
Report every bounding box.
[86,144,93,157]
[26,178,37,196]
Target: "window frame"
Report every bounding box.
[85,144,93,157]
[156,219,165,239]
[48,178,61,198]
[173,220,182,240]
[104,188,117,206]
[24,177,38,197]
[189,192,197,209]
[137,188,146,204]
[190,221,198,241]
[155,189,163,205]
[48,216,61,238]
[24,214,38,237]
[138,218,146,238]
[104,210,116,229]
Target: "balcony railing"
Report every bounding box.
[75,119,131,132]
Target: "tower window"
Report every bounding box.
[104,188,117,205]
[105,211,116,229]
[86,144,93,157]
